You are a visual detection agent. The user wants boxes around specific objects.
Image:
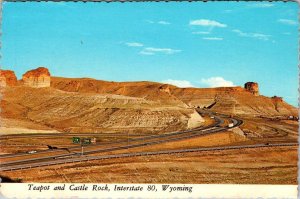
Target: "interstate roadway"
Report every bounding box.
[0,111,296,171]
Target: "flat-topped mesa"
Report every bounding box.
[22,67,51,88]
[244,82,259,96]
[0,70,18,87]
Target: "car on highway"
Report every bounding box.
[228,123,234,128]
[27,150,37,154]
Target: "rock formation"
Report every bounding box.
[271,96,286,113]
[271,96,283,102]
[0,70,18,87]
[22,67,50,88]
[244,82,259,96]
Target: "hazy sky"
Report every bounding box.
[2,2,298,106]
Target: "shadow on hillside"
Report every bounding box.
[0,175,22,183]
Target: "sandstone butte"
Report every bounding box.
[22,67,51,88]
[244,82,259,96]
[0,70,18,87]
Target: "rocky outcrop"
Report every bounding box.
[244,82,259,96]
[271,96,284,113]
[22,67,50,88]
[0,70,17,87]
[271,96,283,102]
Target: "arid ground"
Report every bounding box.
[0,68,298,184]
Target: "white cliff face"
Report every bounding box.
[187,110,204,129]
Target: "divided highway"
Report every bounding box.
[1,143,297,172]
[0,111,296,172]
[0,112,225,159]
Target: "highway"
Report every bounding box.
[0,110,296,172]
[0,143,297,172]
[0,112,224,159]
[0,133,151,140]
[0,115,227,164]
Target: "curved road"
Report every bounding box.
[1,111,295,172]
[0,112,224,159]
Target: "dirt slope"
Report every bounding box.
[170,87,297,116]
[51,77,187,107]
[1,86,196,134]
[51,77,297,117]
[1,71,296,134]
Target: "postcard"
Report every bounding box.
[0,1,298,198]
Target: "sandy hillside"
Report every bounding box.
[1,86,199,134]
[0,67,297,135]
[51,77,297,117]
